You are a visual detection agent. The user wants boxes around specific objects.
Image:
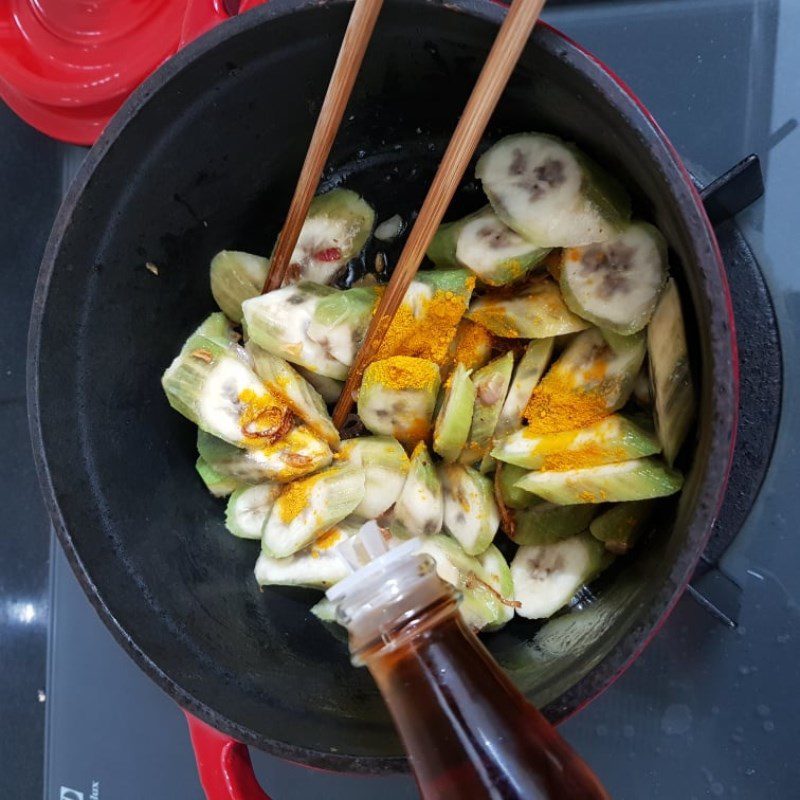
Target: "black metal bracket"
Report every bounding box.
[698,153,764,224]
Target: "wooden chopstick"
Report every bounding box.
[262,0,384,293]
[332,0,547,428]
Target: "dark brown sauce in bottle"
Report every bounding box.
[361,595,609,800]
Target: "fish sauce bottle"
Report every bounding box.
[328,544,610,800]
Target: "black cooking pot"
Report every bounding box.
[29,0,736,777]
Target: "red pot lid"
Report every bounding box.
[0,0,250,145]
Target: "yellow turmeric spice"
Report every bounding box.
[278,469,332,523]
[311,526,342,557]
[451,319,494,370]
[540,442,626,471]
[238,388,293,445]
[466,301,520,338]
[523,366,619,435]
[362,356,439,391]
[375,285,473,364]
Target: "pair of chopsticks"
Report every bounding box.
[262,0,548,429]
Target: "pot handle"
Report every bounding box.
[179,0,271,49]
[185,710,273,800]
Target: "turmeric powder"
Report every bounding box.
[375,286,472,364]
[451,319,494,370]
[540,442,626,471]
[523,361,624,435]
[466,301,520,338]
[278,469,332,523]
[362,355,439,391]
[238,388,293,445]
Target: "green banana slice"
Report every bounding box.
[427,206,549,286]
[515,457,684,505]
[210,251,269,323]
[337,436,410,519]
[466,278,589,339]
[560,221,668,334]
[247,342,339,446]
[391,442,444,537]
[589,500,655,554]
[440,463,500,555]
[511,533,613,619]
[280,189,374,285]
[242,282,348,378]
[195,456,245,498]
[510,502,599,545]
[492,414,660,470]
[225,483,281,539]
[648,279,696,466]
[460,352,514,466]
[433,363,476,462]
[162,332,289,448]
[261,466,365,558]
[476,132,631,247]
[296,366,343,405]
[358,356,441,445]
[417,535,515,631]
[197,428,332,484]
[494,338,554,439]
[495,463,536,510]
[524,327,646,434]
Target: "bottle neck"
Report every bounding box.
[335,551,457,662]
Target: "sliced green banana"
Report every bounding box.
[466,278,589,339]
[375,269,476,365]
[336,436,410,519]
[495,463,536,510]
[511,533,613,619]
[280,188,374,285]
[479,544,516,630]
[261,466,365,558]
[456,207,550,285]
[589,499,655,554]
[416,535,515,631]
[476,133,631,247]
[494,338,554,439]
[425,216,462,269]
[197,427,332,484]
[648,279,696,466]
[492,414,660,470]
[440,463,500,555]
[295,365,343,405]
[307,285,381,369]
[511,502,598,546]
[247,342,339,446]
[195,456,244,498]
[162,333,288,447]
[445,319,495,375]
[391,442,443,537]
[433,363,476,462]
[358,356,441,445]
[225,483,281,539]
[210,251,270,323]
[185,312,239,348]
[515,457,683,505]
[427,206,549,286]
[560,221,667,334]
[524,327,646,434]
[254,518,363,590]
[242,282,348,378]
[460,352,514,467]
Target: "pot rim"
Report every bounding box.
[27,0,737,774]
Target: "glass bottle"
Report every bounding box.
[329,545,610,800]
